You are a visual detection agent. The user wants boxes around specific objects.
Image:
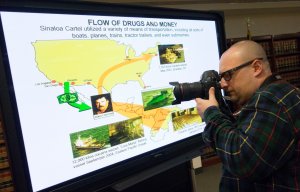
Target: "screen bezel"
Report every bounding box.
[0,1,226,191]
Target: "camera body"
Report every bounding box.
[170,70,222,104]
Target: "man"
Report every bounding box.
[94,94,113,114]
[195,40,300,191]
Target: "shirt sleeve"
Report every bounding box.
[202,93,296,181]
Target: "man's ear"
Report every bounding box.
[252,60,263,77]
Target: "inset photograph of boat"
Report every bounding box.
[142,88,175,111]
[70,125,110,158]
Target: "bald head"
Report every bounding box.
[219,40,273,106]
[229,40,267,60]
[221,40,271,74]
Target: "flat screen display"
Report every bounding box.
[0,2,225,192]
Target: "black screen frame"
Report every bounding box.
[0,1,226,191]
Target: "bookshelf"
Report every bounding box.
[0,117,14,192]
[273,33,300,87]
[227,32,300,88]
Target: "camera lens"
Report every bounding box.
[178,82,204,101]
[170,82,204,104]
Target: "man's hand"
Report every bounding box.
[195,87,219,118]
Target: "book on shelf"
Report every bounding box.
[0,119,14,192]
[279,71,300,88]
[0,169,14,192]
[275,55,300,72]
[259,41,272,56]
[273,39,298,55]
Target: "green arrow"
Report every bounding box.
[64,81,70,94]
[57,81,92,112]
[69,102,91,112]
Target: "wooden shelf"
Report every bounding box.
[227,32,300,88]
[0,118,14,192]
[201,156,221,167]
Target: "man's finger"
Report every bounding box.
[209,87,215,99]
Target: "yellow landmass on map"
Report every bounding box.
[32,39,173,132]
[112,102,172,131]
[32,40,156,93]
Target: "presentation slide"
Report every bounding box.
[0,11,220,191]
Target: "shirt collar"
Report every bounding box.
[259,74,281,90]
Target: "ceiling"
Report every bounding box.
[80,0,300,5]
[79,0,300,13]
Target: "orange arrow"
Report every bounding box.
[97,53,154,94]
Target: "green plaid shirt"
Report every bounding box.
[202,75,300,192]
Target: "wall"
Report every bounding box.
[224,8,300,38]
[157,1,300,38]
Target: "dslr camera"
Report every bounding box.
[170,70,233,117]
